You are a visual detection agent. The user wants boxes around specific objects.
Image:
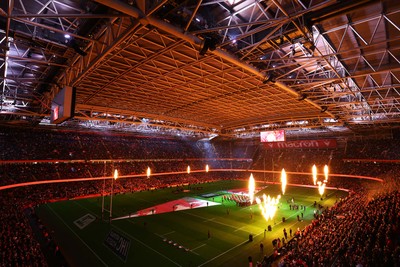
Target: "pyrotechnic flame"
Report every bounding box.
[312,165,328,196]
[187,165,191,174]
[281,168,287,195]
[256,194,281,222]
[323,165,329,183]
[146,167,151,178]
[317,181,325,196]
[248,173,255,204]
[312,164,317,185]
[114,169,118,180]
[205,164,209,173]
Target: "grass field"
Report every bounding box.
[36,180,348,267]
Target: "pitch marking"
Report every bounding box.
[191,244,206,251]
[112,225,182,267]
[47,205,108,266]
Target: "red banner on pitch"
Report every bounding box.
[263,139,337,149]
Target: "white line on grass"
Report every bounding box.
[122,217,201,257]
[112,224,182,267]
[182,212,246,231]
[234,226,246,232]
[198,238,249,267]
[199,207,306,266]
[162,231,176,236]
[191,244,206,251]
[155,233,164,238]
[74,200,99,215]
[199,226,271,267]
[47,205,108,266]
[155,231,175,238]
[72,201,182,266]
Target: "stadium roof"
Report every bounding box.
[1,0,400,139]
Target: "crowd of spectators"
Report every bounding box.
[271,179,400,267]
[344,139,400,160]
[0,128,205,161]
[252,148,339,173]
[1,127,400,266]
[0,191,47,267]
[0,159,250,187]
[252,139,400,191]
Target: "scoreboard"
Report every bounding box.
[50,86,76,124]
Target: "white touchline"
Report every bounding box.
[199,206,306,266]
[47,205,108,266]
[198,238,249,267]
[112,225,182,267]
[73,201,182,266]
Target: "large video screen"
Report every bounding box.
[50,86,76,124]
[260,130,285,142]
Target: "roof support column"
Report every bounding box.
[1,0,13,111]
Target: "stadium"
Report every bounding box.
[1,0,400,266]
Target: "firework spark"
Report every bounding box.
[312,164,317,185]
[281,168,287,195]
[323,165,329,183]
[248,173,255,204]
[256,194,281,221]
[317,181,325,196]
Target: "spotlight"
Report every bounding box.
[199,36,218,56]
[263,72,275,84]
[290,46,295,57]
[297,93,307,101]
[303,41,316,55]
[67,39,87,56]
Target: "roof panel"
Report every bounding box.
[2,0,400,138]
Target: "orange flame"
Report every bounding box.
[312,164,317,185]
[248,173,255,204]
[281,168,287,195]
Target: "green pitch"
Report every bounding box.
[35,180,348,267]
